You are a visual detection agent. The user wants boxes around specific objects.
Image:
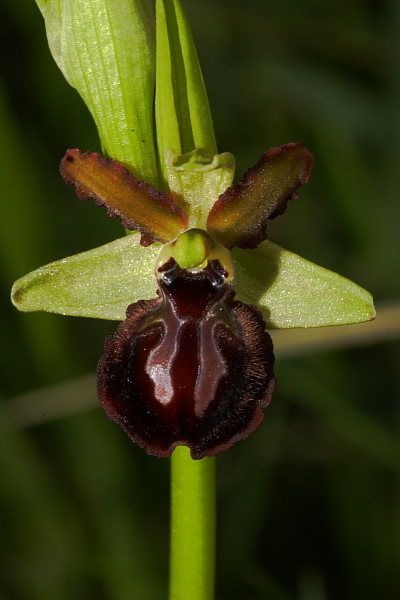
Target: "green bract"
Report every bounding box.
[155,0,217,187]
[36,0,158,185]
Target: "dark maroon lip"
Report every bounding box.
[97,259,276,459]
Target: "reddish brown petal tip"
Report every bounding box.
[97,260,275,459]
[207,142,314,249]
[60,149,188,246]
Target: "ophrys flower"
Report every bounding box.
[12,142,374,458]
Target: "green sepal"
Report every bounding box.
[11,234,160,321]
[165,148,235,228]
[232,241,375,328]
[155,0,217,187]
[36,0,159,186]
[11,234,375,329]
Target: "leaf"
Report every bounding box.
[11,234,160,320]
[35,0,67,82]
[232,240,375,328]
[36,0,159,185]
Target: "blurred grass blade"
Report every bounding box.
[0,80,71,382]
[245,565,297,600]
[280,366,400,472]
[313,118,372,250]
[59,412,163,599]
[1,374,97,430]
[0,424,85,598]
[270,302,400,357]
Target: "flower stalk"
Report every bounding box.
[169,447,215,600]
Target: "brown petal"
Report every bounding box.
[60,150,188,246]
[206,142,314,249]
[97,259,276,459]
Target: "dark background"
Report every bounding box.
[1,0,400,598]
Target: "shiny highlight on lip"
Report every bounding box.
[97,258,276,459]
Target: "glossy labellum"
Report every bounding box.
[97,257,276,459]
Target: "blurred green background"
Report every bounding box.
[1,0,400,598]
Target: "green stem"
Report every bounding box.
[169,446,216,600]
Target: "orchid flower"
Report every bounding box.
[12,0,375,461]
